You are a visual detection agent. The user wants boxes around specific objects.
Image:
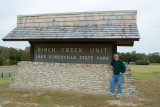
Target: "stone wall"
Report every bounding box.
[10,61,136,95]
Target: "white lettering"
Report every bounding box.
[35,55,46,59]
[79,56,93,60]
[61,48,83,53]
[37,47,56,53]
[90,48,108,54]
[97,56,109,60]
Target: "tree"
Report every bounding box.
[125,52,132,64]
[131,51,137,62]
[135,53,146,61]
[147,52,160,64]
[0,46,30,65]
[20,47,30,61]
[119,52,133,64]
[0,56,4,66]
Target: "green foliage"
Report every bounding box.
[21,47,30,61]
[0,56,7,66]
[9,60,18,65]
[118,51,138,64]
[0,57,4,66]
[147,52,160,63]
[135,60,149,65]
[119,51,160,64]
[0,46,30,66]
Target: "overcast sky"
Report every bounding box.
[0,0,160,53]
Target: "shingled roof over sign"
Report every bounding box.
[3,10,140,44]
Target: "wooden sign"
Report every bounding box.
[34,44,112,64]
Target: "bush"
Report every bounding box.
[0,56,7,66]
[0,58,4,66]
[135,60,149,65]
[9,60,18,65]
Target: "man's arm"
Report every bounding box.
[110,65,113,70]
[110,60,114,70]
[120,61,126,73]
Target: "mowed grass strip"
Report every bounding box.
[0,76,11,84]
[132,72,160,81]
[130,64,160,81]
[0,65,16,68]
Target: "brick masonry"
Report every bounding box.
[10,61,136,95]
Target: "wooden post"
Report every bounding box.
[112,41,117,60]
[112,42,117,54]
[29,41,34,61]
[9,73,11,77]
[1,73,3,78]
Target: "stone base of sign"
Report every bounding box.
[10,61,136,95]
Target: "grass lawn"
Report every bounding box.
[0,65,16,68]
[0,64,160,107]
[0,76,11,84]
[130,64,160,81]
[130,64,160,107]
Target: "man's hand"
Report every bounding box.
[110,66,113,70]
[119,72,123,75]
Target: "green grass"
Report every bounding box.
[130,64,160,81]
[149,63,160,66]
[0,76,11,84]
[132,72,160,80]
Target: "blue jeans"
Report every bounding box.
[110,74,123,94]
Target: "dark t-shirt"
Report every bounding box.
[110,59,126,75]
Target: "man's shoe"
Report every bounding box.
[116,94,121,97]
[107,92,114,96]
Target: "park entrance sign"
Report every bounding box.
[3,10,140,95]
[34,44,112,64]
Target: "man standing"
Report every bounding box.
[108,53,126,97]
